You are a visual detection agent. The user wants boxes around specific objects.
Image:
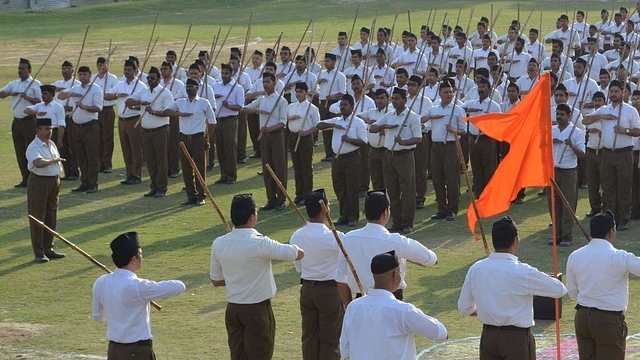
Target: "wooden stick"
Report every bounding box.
[426,8,433,30]
[318,201,366,295]
[211,25,232,71]
[27,215,162,311]
[101,39,114,108]
[179,142,232,232]
[613,41,636,149]
[294,98,315,152]
[206,27,222,76]
[430,8,438,30]
[264,164,307,224]
[555,7,578,91]
[455,8,462,28]
[12,37,62,111]
[145,13,159,59]
[407,9,412,33]
[549,177,590,244]
[70,44,118,117]
[71,25,90,84]
[342,4,360,72]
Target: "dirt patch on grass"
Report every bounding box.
[0,321,51,346]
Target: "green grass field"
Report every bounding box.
[2,0,640,359]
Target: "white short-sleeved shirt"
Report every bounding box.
[321,114,368,155]
[287,100,320,133]
[1,77,43,118]
[373,107,422,150]
[91,73,118,107]
[589,103,640,149]
[164,96,216,135]
[552,123,586,169]
[244,92,288,128]
[66,83,103,124]
[26,136,63,176]
[27,101,65,128]
[290,222,341,281]
[107,79,147,118]
[128,86,174,129]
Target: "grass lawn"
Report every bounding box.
[1,0,640,359]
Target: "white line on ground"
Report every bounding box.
[0,346,106,359]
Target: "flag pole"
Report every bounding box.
[550,178,590,243]
[549,175,561,360]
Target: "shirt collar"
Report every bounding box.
[114,268,137,278]
[589,238,614,249]
[489,252,518,261]
[364,222,389,232]
[366,288,396,299]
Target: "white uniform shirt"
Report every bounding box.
[66,83,103,124]
[244,65,264,84]
[213,80,245,118]
[177,82,215,106]
[372,64,395,91]
[53,78,81,115]
[358,106,392,147]
[567,238,640,311]
[581,53,609,82]
[232,71,252,92]
[244,91,288,128]
[92,268,186,343]
[552,123,586,169]
[340,288,448,360]
[585,120,603,149]
[422,83,441,102]
[329,95,374,114]
[504,51,532,79]
[247,78,285,96]
[210,228,300,304]
[563,76,599,114]
[541,54,574,76]
[453,75,475,99]
[276,61,295,82]
[27,101,65,128]
[1,77,43,118]
[464,97,501,135]
[551,106,584,129]
[343,64,375,96]
[288,70,318,100]
[91,72,118,107]
[287,100,320,133]
[473,48,499,71]
[321,114,368,155]
[391,48,428,77]
[527,41,548,63]
[159,78,185,100]
[164,95,216,135]
[596,19,614,46]
[427,48,449,76]
[107,78,147,118]
[128,86,174,129]
[446,45,474,73]
[318,69,347,101]
[544,28,581,57]
[352,40,374,57]
[572,21,591,40]
[26,136,63,176]
[590,103,640,149]
[425,100,467,142]
[330,45,353,71]
[337,223,437,292]
[290,222,341,281]
[458,252,568,328]
[373,107,422,150]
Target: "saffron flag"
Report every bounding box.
[465,72,554,238]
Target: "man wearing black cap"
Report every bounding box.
[352,27,372,56]
[246,50,265,84]
[343,49,375,97]
[338,189,437,303]
[242,73,289,210]
[357,89,391,190]
[288,55,318,103]
[515,58,541,97]
[564,57,599,112]
[265,48,275,63]
[159,61,186,178]
[372,47,395,92]
[276,45,294,83]
[92,57,119,175]
[93,232,186,360]
[304,47,322,78]
[391,32,428,77]
[118,56,148,85]
[583,80,640,231]
[25,85,66,155]
[317,94,367,226]
[126,66,174,198]
[423,78,466,220]
[580,37,608,82]
[446,32,474,78]
[211,194,304,360]
[0,58,43,187]
[59,65,104,194]
[213,63,245,183]
[228,55,252,164]
[330,31,353,72]
[26,118,66,263]
[541,39,575,77]
[52,61,81,180]
[527,28,548,63]
[165,50,187,82]
[370,87,422,233]
[105,60,147,186]
[567,210,640,359]
[318,52,347,161]
[544,14,582,57]
[405,75,433,209]
[197,50,221,81]
[584,92,605,217]
[458,216,567,360]
[289,189,344,360]
[287,82,320,205]
[340,250,447,360]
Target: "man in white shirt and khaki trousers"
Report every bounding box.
[210,194,304,360]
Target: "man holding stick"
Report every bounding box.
[52,60,80,180]
[159,61,185,179]
[0,58,43,188]
[93,232,186,360]
[213,63,244,184]
[92,57,118,175]
[318,53,347,161]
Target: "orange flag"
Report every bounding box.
[465,72,554,238]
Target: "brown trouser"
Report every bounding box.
[332,149,361,221]
[480,325,535,360]
[237,112,248,161]
[299,280,344,360]
[12,115,36,183]
[289,132,314,198]
[359,145,370,191]
[98,106,115,169]
[215,116,238,181]
[118,116,143,179]
[383,149,416,228]
[107,340,156,360]
[262,130,287,206]
[168,115,180,174]
[142,125,169,192]
[27,174,59,258]
[61,117,79,177]
[74,120,100,188]
[415,132,429,203]
[601,148,633,222]
[225,300,276,360]
[247,113,261,155]
[431,142,460,214]
[320,100,337,158]
[548,167,577,241]
[181,133,206,201]
[575,306,627,360]
[632,151,640,218]
[369,145,386,190]
[586,148,604,213]
[470,135,497,197]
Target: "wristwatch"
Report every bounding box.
[626,128,630,134]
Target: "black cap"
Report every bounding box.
[378,27,387,35]
[360,27,370,34]
[408,75,422,84]
[186,78,199,86]
[610,79,624,90]
[440,78,455,89]
[229,54,240,61]
[392,87,407,96]
[198,50,209,57]
[365,189,390,213]
[304,188,328,216]
[254,49,264,57]
[371,250,400,275]
[350,49,363,56]
[124,60,136,68]
[77,66,91,73]
[492,216,518,246]
[194,59,206,67]
[265,61,278,69]
[338,31,348,37]
[266,48,274,54]
[590,210,615,237]
[295,82,309,91]
[35,118,52,126]
[295,55,304,61]
[402,30,411,36]
[220,63,233,72]
[351,74,362,83]
[555,83,567,92]
[96,57,107,64]
[110,232,140,260]
[231,194,256,211]
[407,32,418,40]
[230,47,240,53]
[325,53,337,60]
[575,57,587,66]
[374,88,388,96]
[376,48,386,55]
[161,61,172,68]
[166,50,177,56]
[128,56,140,65]
[148,66,160,76]
[633,90,640,96]
[586,37,597,43]
[281,46,291,52]
[341,93,355,106]
[19,58,30,66]
[528,58,539,64]
[599,68,609,76]
[529,28,539,34]
[188,63,201,71]
[62,60,73,68]
[40,84,56,94]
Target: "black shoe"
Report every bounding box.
[214,179,227,184]
[34,256,49,263]
[388,226,401,233]
[538,189,546,196]
[72,185,88,192]
[334,218,348,226]
[547,239,556,246]
[426,174,432,180]
[249,153,261,158]
[102,168,112,174]
[558,238,572,247]
[512,197,524,205]
[86,186,98,194]
[586,209,600,217]
[260,204,276,211]
[321,156,333,162]
[274,204,286,211]
[181,198,197,206]
[143,189,158,197]
[359,190,367,198]
[257,171,263,176]
[415,201,424,209]
[154,191,166,198]
[195,199,205,206]
[129,178,141,185]
[348,220,357,227]
[44,251,66,259]
[14,181,27,188]
[61,175,78,181]
[226,180,236,185]
[402,225,413,234]
[431,212,447,220]
[580,183,588,189]
[618,220,629,231]
[120,177,132,185]
[446,212,457,221]
[207,165,214,171]
[169,172,179,178]
[294,197,306,206]
[237,158,247,164]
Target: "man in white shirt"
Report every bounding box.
[93,56,119,175]
[52,60,80,180]
[318,53,347,160]
[245,49,265,84]
[572,10,591,42]
[446,32,473,77]
[595,9,613,50]
[473,34,498,71]
[93,232,186,360]
[351,27,373,57]
[357,89,392,190]
[25,85,66,152]
[544,13,581,57]
[584,92,606,217]
[541,39,574,78]
[372,48,395,92]
[340,250,447,360]
[290,189,343,360]
[343,49,375,96]
[527,28,548,64]
[26,117,66,263]
[210,194,303,360]
[581,37,609,82]
[458,216,568,360]
[159,61,186,179]
[516,58,541,97]
[391,32,428,77]
[504,37,531,81]
[330,31,353,72]
[567,210,640,359]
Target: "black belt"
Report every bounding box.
[432,141,455,146]
[603,146,632,153]
[103,105,114,109]
[32,173,57,178]
[576,304,624,315]
[75,120,98,128]
[300,279,337,286]
[471,134,489,139]
[14,115,34,121]
[109,339,152,347]
[586,147,601,154]
[228,299,271,306]
[369,145,386,152]
[181,132,204,139]
[555,167,577,172]
[218,115,236,120]
[634,150,640,155]
[387,148,413,155]
[263,128,283,135]
[483,324,530,332]
[143,124,169,133]
[120,115,140,121]
[336,149,359,158]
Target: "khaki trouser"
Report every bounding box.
[368,146,386,190]
[547,167,577,241]
[289,132,314,198]
[118,116,143,179]
[480,325,535,360]
[261,130,287,206]
[469,135,497,197]
[12,115,36,183]
[74,120,100,188]
[600,148,633,222]
[383,149,416,228]
[27,174,59,258]
[107,340,156,360]
[332,149,361,221]
[414,132,429,203]
[300,280,343,360]
[586,148,603,212]
[225,300,275,360]
[247,112,261,155]
[142,126,169,192]
[98,105,116,169]
[215,116,238,181]
[431,142,460,214]
[168,115,181,174]
[575,306,627,360]
[237,112,248,160]
[181,133,206,201]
